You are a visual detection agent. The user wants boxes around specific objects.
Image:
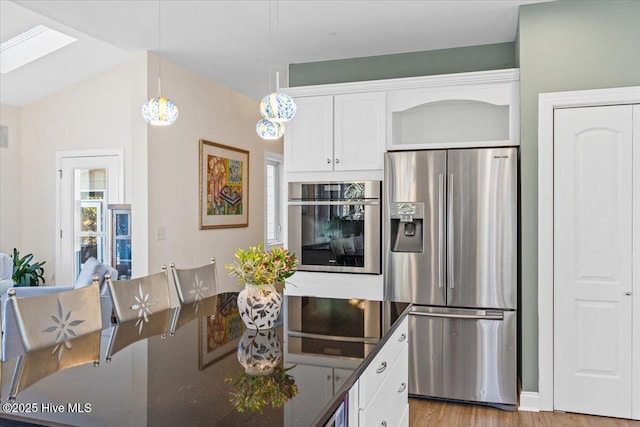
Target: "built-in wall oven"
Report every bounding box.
[288,181,382,274]
[287,296,381,359]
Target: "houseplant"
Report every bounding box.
[12,248,46,287]
[225,244,297,330]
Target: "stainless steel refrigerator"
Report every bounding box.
[384,148,517,409]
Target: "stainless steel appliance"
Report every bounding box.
[288,181,381,274]
[384,148,518,409]
[287,296,381,359]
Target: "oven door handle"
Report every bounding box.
[287,330,381,344]
[287,200,380,206]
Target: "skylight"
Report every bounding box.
[0,25,77,74]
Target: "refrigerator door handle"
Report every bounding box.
[447,173,454,290]
[438,173,445,289]
[410,310,504,321]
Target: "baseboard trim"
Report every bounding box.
[519,391,540,412]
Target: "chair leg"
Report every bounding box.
[8,355,24,401]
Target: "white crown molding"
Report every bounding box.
[283,68,520,97]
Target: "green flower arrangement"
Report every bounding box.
[225,244,297,291]
[225,366,298,413]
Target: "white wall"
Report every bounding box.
[145,54,284,296]
[0,104,21,254]
[2,48,283,294]
[17,61,137,284]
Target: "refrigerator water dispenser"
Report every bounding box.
[389,202,424,253]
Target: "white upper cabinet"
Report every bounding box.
[285,95,334,172]
[334,92,386,170]
[285,92,386,173]
[283,69,519,173]
[387,70,519,149]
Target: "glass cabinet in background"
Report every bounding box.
[109,204,131,279]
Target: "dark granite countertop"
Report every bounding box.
[0,296,410,427]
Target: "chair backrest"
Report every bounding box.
[170,258,219,305]
[7,282,102,353]
[106,267,171,324]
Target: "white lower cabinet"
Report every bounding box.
[399,403,409,427]
[356,315,409,427]
[359,346,408,427]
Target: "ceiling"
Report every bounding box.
[0,0,549,106]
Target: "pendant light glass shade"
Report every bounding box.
[142,95,179,126]
[256,118,285,140]
[141,1,178,126]
[259,92,296,123]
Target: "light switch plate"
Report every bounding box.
[156,227,166,241]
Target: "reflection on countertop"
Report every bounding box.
[0,295,410,426]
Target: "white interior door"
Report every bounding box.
[57,154,121,285]
[554,105,633,418]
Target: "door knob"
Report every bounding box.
[625,292,632,296]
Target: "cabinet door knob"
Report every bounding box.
[335,158,340,164]
[398,333,407,342]
[625,292,632,296]
[381,422,387,427]
[326,159,331,164]
[398,382,407,393]
[327,375,332,381]
[376,361,387,374]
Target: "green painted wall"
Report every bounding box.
[518,0,640,392]
[288,0,640,395]
[289,42,515,86]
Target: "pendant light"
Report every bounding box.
[256,117,285,140]
[256,0,295,140]
[260,71,296,123]
[142,0,178,126]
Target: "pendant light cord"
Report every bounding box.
[157,0,162,97]
[268,0,273,93]
[275,0,280,93]
[267,0,282,93]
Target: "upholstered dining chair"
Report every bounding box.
[2,257,118,334]
[168,259,220,335]
[4,282,103,387]
[170,258,219,305]
[106,267,172,325]
[7,282,102,353]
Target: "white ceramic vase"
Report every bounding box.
[236,283,282,330]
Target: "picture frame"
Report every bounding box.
[198,293,245,370]
[199,139,249,229]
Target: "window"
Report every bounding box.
[265,153,283,247]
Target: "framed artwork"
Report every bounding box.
[198,293,245,370]
[199,139,249,229]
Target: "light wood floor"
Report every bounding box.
[409,398,640,427]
